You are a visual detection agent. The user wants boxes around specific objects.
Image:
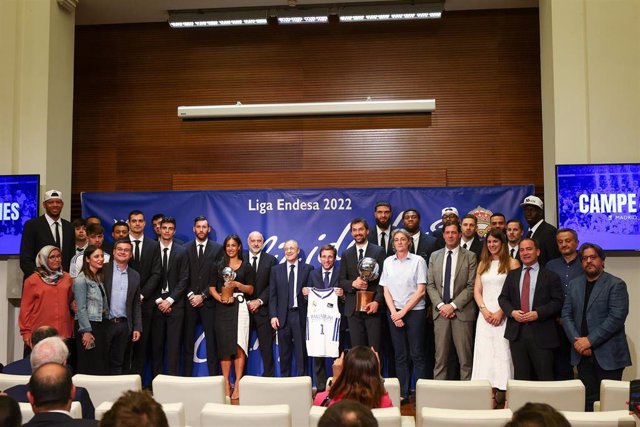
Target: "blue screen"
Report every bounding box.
[556,164,640,251]
[0,175,40,256]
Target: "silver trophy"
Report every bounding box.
[358,257,380,282]
[221,266,236,282]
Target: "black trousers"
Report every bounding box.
[104,319,130,374]
[554,322,574,380]
[151,305,184,377]
[183,301,217,376]
[76,320,108,375]
[578,355,624,411]
[347,311,381,352]
[251,311,275,377]
[129,300,154,375]
[510,325,554,381]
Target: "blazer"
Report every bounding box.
[338,242,387,316]
[462,234,482,261]
[127,236,162,301]
[426,247,478,321]
[20,215,75,278]
[308,267,340,289]
[155,242,189,306]
[498,265,564,348]
[561,272,631,370]
[529,221,561,266]
[103,262,142,334]
[22,411,98,426]
[367,225,397,256]
[186,239,222,299]
[5,384,95,419]
[415,232,438,265]
[244,250,277,316]
[269,261,314,327]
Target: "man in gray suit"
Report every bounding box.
[561,242,631,411]
[426,221,477,380]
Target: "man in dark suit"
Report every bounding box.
[244,231,277,377]
[305,244,343,392]
[431,207,459,250]
[151,216,189,377]
[269,239,314,377]
[426,221,477,380]
[460,214,482,261]
[2,326,58,375]
[506,219,523,262]
[183,216,222,376]
[19,189,75,280]
[23,363,97,426]
[498,238,564,381]
[367,201,397,256]
[126,210,162,376]
[103,239,142,375]
[338,218,386,352]
[521,195,560,266]
[561,243,631,411]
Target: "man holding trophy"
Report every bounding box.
[338,218,387,352]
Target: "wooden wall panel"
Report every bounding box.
[72,8,542,215]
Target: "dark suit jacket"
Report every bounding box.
[367,226,397,256]
[103,262,142,334]
[415,232,438,265]
[6,384,95,419]
[529,221,561,266]
[2,357,31,375]
[127,236,162,301]
[269,261,314,327]
[20,215,75,278]
[309,267,339,289]
[498,265,564,349]
[186,239,222,300]
[561,272,631,370]
[432,228,445,250]
[22,411,98,426]
[156,242,189,306]
[244,251,277,316]
[338,243,387,316]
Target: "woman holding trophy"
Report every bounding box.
[210,234,255,399]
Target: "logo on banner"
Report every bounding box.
[469,206,493,238]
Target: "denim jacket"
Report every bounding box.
[73,272,106,333]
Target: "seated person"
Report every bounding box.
[318,400,378,427]
[314,346,392,408]
[0,395,22,427]
[505,402,570,427]
[3,326,58,375]
[100,390,168,427]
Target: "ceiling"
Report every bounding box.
[75,0,538,25]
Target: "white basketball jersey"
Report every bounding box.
[306,287,340,357]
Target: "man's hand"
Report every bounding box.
[247,300,261,313]
[132,331,141,342]
[189,294,204,308]
[334,287,344,297]
[271,317,280,330]
[511,310,526,323]
[521,310,538,322]
[365,301,379,314]
[302,287,310,297]
[574,336,591,354]
[439,304,455,319]
[352,277,368,290]
[158,300,172,313]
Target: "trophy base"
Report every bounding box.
[356,290,375,312]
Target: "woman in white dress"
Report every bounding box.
[471,228,519,406]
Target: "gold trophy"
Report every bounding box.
[221,266,236,302]
[355,257,379,312]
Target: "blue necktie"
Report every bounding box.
[443,250,452,304]
[288,265,295,307]
[323,271,330,288]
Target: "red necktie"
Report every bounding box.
[521,267,531,312]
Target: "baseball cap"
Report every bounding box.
[521,195,543,209]
[441,207,459,217]
[44,190,63,202]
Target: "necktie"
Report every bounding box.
[162,247,169,293]
[54,222,61,248]
[323,271,330,288]
[462,243,467,249]
[521,267,531,312]
[358,248,364,261]
[526,230,533,238]
[134,240,141,262]
[380,232,386,250]
[252,256,258,272]
[288,265,296,307]
[412,239,417,254]
[443,250,452,304]
[510,248,515,258]
[198,244,204,258]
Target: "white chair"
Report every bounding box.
[239,375,312,427]
[506,379,585,411]
[415,379,493,427]
[599,379,630,411]
[152,374,225,427]
[94,400,185,427]
[420,407,513,427]
[72,374,141,407]
[309,406,325,427]
[201,402,291,427]
[325,377,402,408]
[561,410,636,426]
[19,401,82,422]
[0,373,31,391]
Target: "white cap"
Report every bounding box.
[44,190,63,202]
[441,207,459,217]
[520,195,543,209]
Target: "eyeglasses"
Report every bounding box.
[115,247,132,253]
[581,255,599,262]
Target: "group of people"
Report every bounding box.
[14,189,632,412]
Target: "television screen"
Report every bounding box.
[556,164,640,251]
[0,175,40,256]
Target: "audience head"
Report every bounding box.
[505,402,570,427]
[30,336,69,370]
[31,326,59,348]
[100,390,168,427]
[318,400,378,427]
[0,395,21,427]
[27,363,74,412]
[329,346,385,408]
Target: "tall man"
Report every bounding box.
[127,210,162,376]
[498,238,564,380]
[20,190,75,280]
[183,216,222,376]
[520,195,560,266]
[460,214,482,261]
[269,240,314,376]
[561,243,631,411]
[244,231,277,376]
[368,201,396,255]
[152,217,189,377]
[506,219,524,260]
[547,228,584,380]
[103,239,142,375]
[426,221,477,380]
[338,218,386,351]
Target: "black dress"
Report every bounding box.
[213,261,256,358]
